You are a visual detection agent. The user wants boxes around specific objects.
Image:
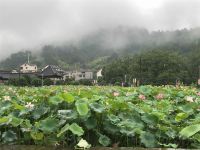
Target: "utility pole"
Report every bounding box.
[41,73,44,86]
[19,70,21,86]
[124,74,127,83]
[28,53,30,64]
[139,56,142,86]
[198,66,200,86]
[199,66,200,79]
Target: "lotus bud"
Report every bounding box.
[139,94,146,100]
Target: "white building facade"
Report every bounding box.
[96,69,103,79]
[63,70,93,81]
[20,63,37,73]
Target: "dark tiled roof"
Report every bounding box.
[0,70,11,73]
[40,65,65,78]
[0,72,39,80]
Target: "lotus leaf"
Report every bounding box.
[49,96,63,105]
[57,123,70,137]
[75,100,89,116]
[85,117,97,129]
[69,123,84,136]
[31,131,44,140]
[2,130,17,142]
[140,132,157,148]
[58,109,78,120]
[175,113,189,122]
[98,134,111,146]
[90,102,105,113]
[62,93,75,103]
[39,117,59,133]
[180,124,200,138]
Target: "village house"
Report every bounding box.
[20,63,37,73]
[0,70,39,83]
[73,70,93,81]
[63,71,74,80]
[96,69,103,79]
[63,69,93,81]
[40,65,65,80]
[0,60,94,84]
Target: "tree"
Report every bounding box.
[103,50,191,86]
[0,51,37,70]
[31,78,42,87]
[43,78,54,86]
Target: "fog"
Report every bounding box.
[0,0,200,59]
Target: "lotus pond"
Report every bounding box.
[0,85,200,149]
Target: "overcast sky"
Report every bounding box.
[0,0,200,59]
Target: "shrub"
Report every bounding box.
[43,78,54,86]
[31,78,42,87]
[79,79,93,86]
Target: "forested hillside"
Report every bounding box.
[102,49,200,85]
[1,27,200,72]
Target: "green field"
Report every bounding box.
[0,85,200,149]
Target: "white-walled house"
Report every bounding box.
[20,63,37,73]
[63,70,93,81]
[63,71,74,80]
[97,69,103,79]
[73,70,93,81]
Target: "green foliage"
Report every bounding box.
[62,93,75,103]
[43,78,54,86]
[2,130,17,143]
[0,85,199,148]
[103,49,192,85]
[75,100,89,116]
[30,132,44,141]
[180,124,200,138]
[79,79,93,86]
[49,96,63,105]
[89,102,105,113]
[68,123,84,136]
[57,124,70,137]
[8,76,42,87]
[140,132,157,148]
[2,27,200,78]
[0,51,38,70]
[98,134,111,146]
[39,117,59,133]
[31,78,42,87]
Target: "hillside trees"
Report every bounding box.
[103,50,191,85]
[187,49,200,83]
[0,51,37,70]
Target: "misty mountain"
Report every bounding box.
[1,27,200,70]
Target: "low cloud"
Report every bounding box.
[0,0,200,59]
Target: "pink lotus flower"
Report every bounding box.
[155,93,164,100]
[113,92,120,97]
[139,94,146,100]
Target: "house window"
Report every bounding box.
[35,67,37,69]
[26,67,28,69]
[20,67,23,69]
